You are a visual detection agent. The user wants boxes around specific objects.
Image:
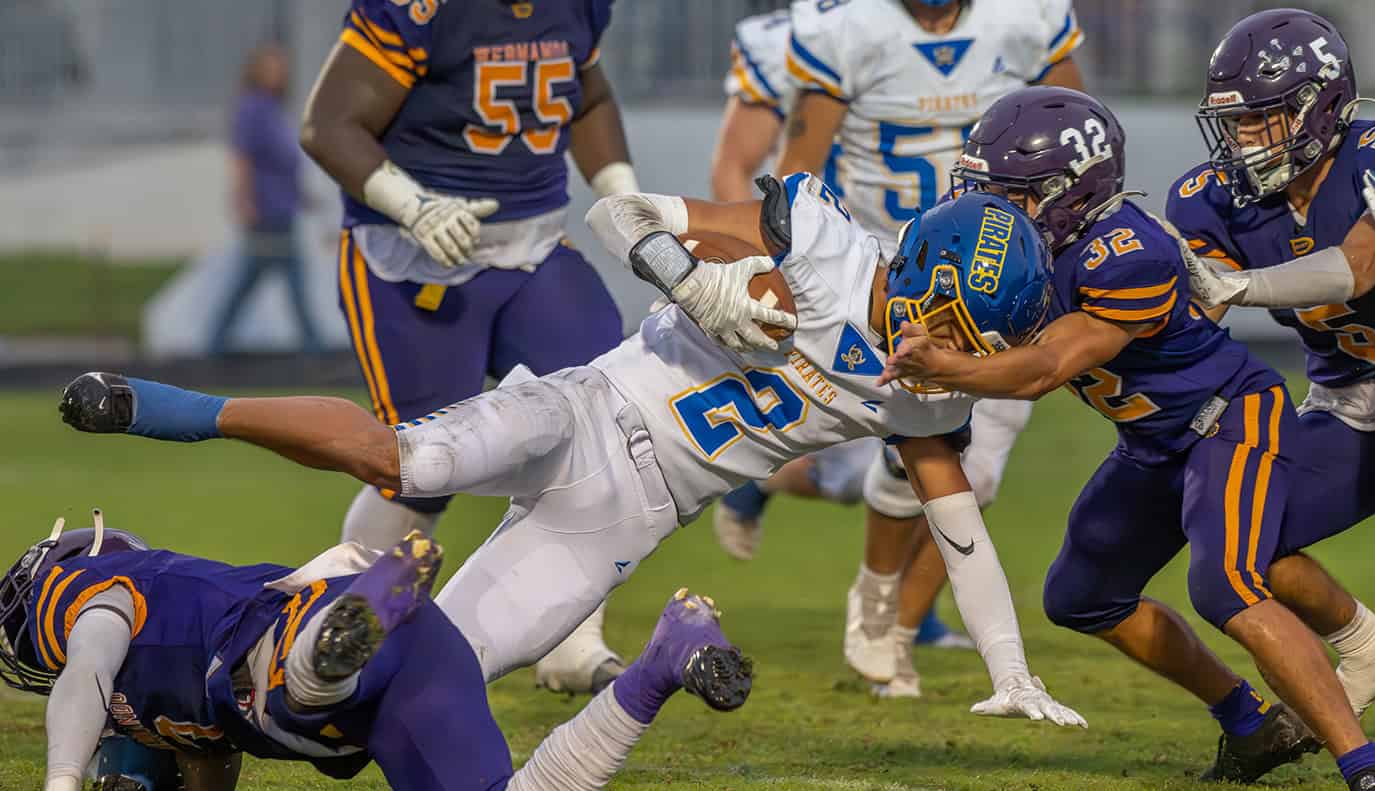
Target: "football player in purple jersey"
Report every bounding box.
[299,0,642,693]
[884,85,1375,789]
[1171,11,1375,619]
[3,514,750,791]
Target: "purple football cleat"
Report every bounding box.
[615,589,752,721]
[312,530,444,681]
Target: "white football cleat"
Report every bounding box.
[843,571,899,684]
[873,635,921,699]
[535,603,625,695]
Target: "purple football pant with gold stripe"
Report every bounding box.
[1274,408,1375,556]
[263,579,516,790]
[336,231,623,513]
[1043,385,1294,632]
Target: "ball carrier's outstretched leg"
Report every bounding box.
[61,371,680,687]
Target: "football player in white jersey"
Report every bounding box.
[711,10,964,672]
[59,182,1085,728]
[712,0,1072,689]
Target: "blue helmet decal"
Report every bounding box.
[884,193,1052,386]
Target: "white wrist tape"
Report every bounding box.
[1239,245,1355,307]
[590,161,640,197]
[585,193,689,268]
[923,491,1029,690]
[361,160,426,227]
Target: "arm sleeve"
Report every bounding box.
[922,492,1029,689]
[1075,233,1181,325]
[340,0,436,89]
[1166,169,1247,271]
[44,592,134,788]
[786,1,856,102]
[1030,0,1084,82]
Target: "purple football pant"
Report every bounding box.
[1273,407,1375,556]
[1043,386,1295,632]
[337,232,623,514]
[265,582,516,790]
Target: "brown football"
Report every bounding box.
[677,231,796,341]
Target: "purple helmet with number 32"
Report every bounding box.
[952,86,1126,252]
[1196,9,1357,205]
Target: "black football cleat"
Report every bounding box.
[641,589,753,713]
[1201,702,1321,783]
[60,372,135,434]
[312,531,443,681]
[1350,766,1375,791]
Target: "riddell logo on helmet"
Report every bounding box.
[1207,91,1244,106]
[958,154,989,173]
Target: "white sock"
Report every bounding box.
[340,486,439,551]
[858,563,901,591]
[506,681,649,791]
[285,600,360,708]
[1326,601,1375,715]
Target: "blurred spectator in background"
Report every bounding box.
[211,43,320,356]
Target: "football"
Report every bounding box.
[678,230,796,341]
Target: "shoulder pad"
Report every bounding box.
[755,175,791,252]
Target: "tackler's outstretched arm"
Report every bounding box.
[899,436,1087,728]
[1184,180,1375,310]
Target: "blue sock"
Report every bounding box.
[126,378,227,442]
[1339,742,1375,782]
[915,609,950,644]
[1209,680,1269,737]
[720,480,771,520]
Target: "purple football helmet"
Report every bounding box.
[952,86,1126,251]
[0,513,147,694]
[1196,9,1357,205]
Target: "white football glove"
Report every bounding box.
[971,675,1087,728]
[1180,235,1248,308]
[401,192,500,268]
[1363,170,1375,219]
[671,255,797,353]
[362,161,500,268]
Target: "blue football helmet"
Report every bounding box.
[884,192,1052,388]
[0,511,147,695]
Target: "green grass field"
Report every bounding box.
[0,383,1370,790]
[0,253,178,340]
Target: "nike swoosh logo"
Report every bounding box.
[935,526,975,556]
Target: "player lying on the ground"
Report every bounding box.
[60,186,1086,727]
[883,85,1375,790]
[1,513,750,791]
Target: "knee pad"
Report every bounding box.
[961,455,1003,510]
[862,446,923,519]
[1041,560,1140,635]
